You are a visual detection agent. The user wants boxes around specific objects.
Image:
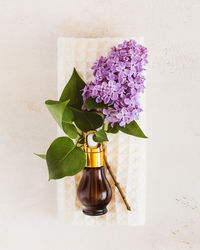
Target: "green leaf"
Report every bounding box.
[45,99,73,127]
[93,129,109,142]
[46,137,85,180]
[59,68,86,109]
[107,123,119,134]
[84,97,108,109]
[62,123,78,139]
[117,120,147,138]
[34,153,46,159]
[62,105,74,124]
[71,107,103,132]
[45,99,78,139]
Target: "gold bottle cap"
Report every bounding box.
[84,130,104,168]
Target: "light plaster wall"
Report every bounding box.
[0,0,200,249]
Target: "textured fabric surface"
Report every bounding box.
[57,37,146,226]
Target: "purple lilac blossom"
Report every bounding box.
[82,40,148,127]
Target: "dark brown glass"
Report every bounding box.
[77,166,112,216]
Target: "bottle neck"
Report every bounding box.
[84,130,104,168]
[85,150,104,168]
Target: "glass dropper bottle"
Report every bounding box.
[77,130,112,216]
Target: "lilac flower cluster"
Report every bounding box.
[82,40,148,127]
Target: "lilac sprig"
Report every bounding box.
[82,40,148,127]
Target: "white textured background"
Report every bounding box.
[0,0,200,249]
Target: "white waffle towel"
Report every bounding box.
[57,37,146,226]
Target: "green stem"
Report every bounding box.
[103,122,105,131]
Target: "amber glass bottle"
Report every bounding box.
[77,131,112,216]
